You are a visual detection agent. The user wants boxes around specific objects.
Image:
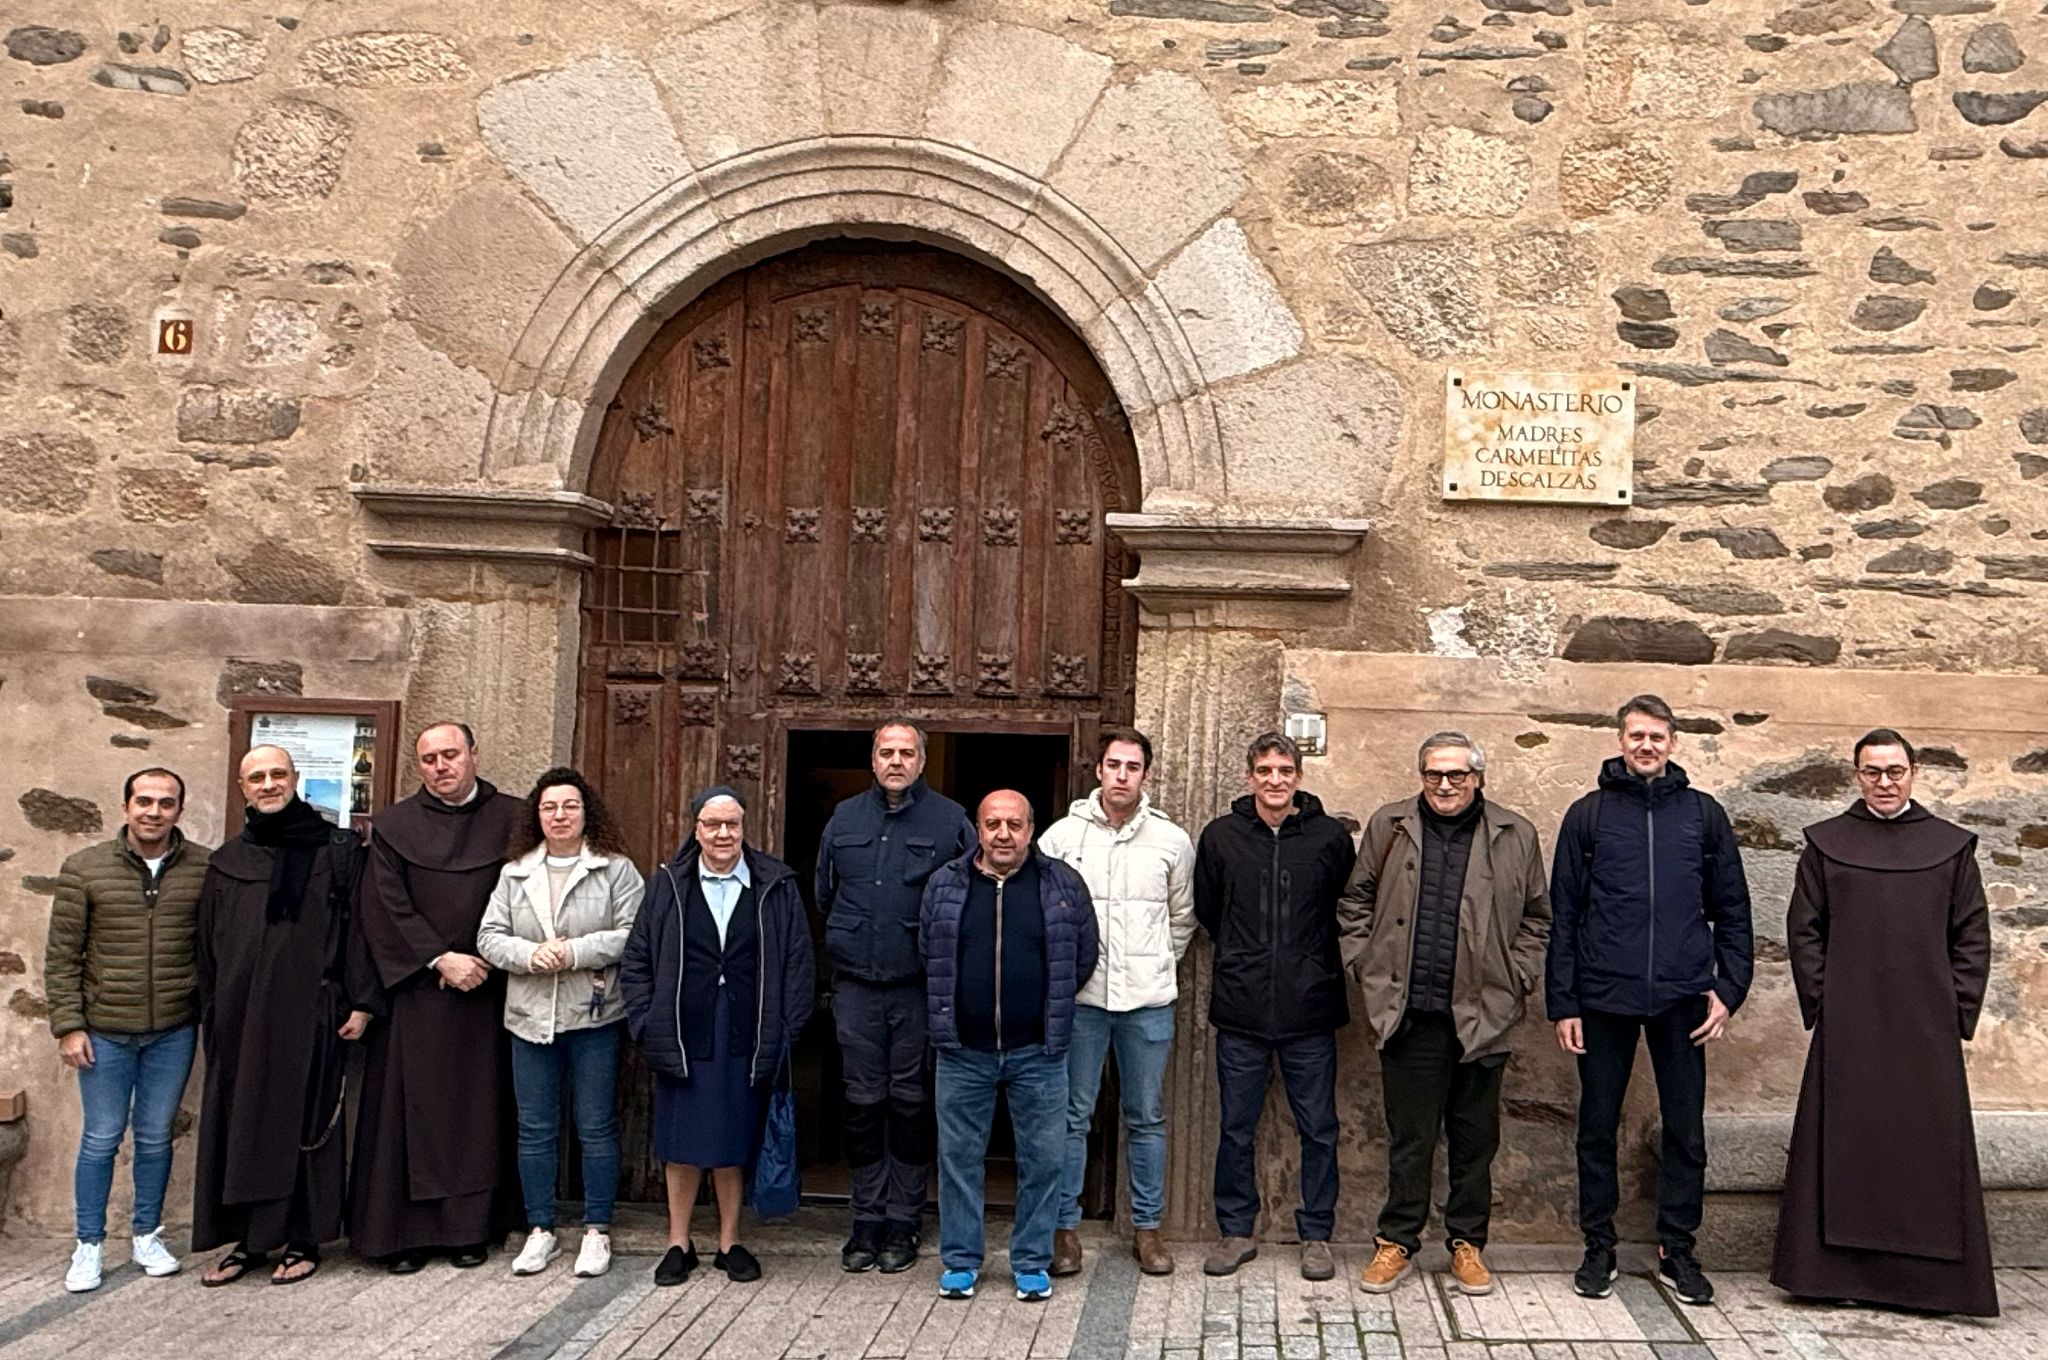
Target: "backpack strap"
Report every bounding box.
[1580,789,1606,869]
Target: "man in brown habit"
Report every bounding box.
[1770,727,1997,1317]
[195,746,378,1285]
[351,722,526,1271]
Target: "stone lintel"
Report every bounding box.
[1106,513,1369,607]
[351,481,612,568]
[1706,1111,2048,1192]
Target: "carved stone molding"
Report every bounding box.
[784,506,821,543]
[917,507,955,543]
[982,505,1020,547]
[350,483,613,569]
[726,743,762,780]
[677,692,716,727]
[1106,514,1371,609]
[910,651,950,693]
[678,640,720,681]
[851,506,888,543]
[792,307,831,344]
[1055,508,1094,546]
[846,652,884,694]
[778,652,820,695]
[922,313,963,354]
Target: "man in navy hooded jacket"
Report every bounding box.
[1547,694,1752,1310]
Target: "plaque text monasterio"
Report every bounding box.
[1441,369,1636,507]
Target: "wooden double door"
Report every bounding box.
[577,241,1142,1199]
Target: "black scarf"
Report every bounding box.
[1420,789,1486,834]
[243,796,333,923]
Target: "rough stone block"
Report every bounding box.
[1955,91,2048,126]
[299,31,469,86]
[1563,618,1718,664]
[1211,356,1402,515]
[116,468,206,523]
[1822,472,1894,511]
[181,27,265,83]
[1409,125,1530,219]
[232,98,352,200]
[1052,72,1245,271]
[1851,294,1926,330]
[64,303,130,365]
[89,549,162,582]
[1724,629,1841,664]
[394,183,578,382]
[18,789,101,835]
[1229,79,1398,140]
[1874,16,1938,83]
[1754,82,1916,137]
[1559,131,1675,220]
[1154,218,1303,384]
[217,658,304,707]
[5,26,86,65]
[818,4,942,138]
[176,385,300,444]
[1705,219,1801,252]
[0,433,96,515]
[481,56,689,245]
[927,22,1111,180]
[653,3,822,167]
[219,546,345,605]
[1963,23,2025,74]
[1281,150,1394,228]
[1338,237,1490,359]
[91,62,188,95]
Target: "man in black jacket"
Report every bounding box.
[1547,694,1752,1309]
[1195,732,1357,1282]
[815,719,976,1273]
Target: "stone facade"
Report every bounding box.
[2,0,2046,1242]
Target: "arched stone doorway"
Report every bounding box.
[576,239,1142,1199]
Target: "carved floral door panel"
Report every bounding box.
[580,244,1139,866]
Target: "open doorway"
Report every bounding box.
[781,725,1116,1216]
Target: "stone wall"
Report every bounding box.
[2,0,2046,1234]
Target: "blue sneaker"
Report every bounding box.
[1014,1270,1052,1302]
[939,1267,978,1299]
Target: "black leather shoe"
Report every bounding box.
[654,1244,698,1287]
[841,1222,880,1273]
[876,1222,918,1275]
[448,1242,489,1268]
[386,1251,431,1275]
[715,1244,762,1282]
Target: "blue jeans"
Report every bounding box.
[1213,1030,1339,1241]
[936,1044,1067,1275]
[1060,1003,1174,1230]
[509,1024,622,1229]
[74,1026,196,1243]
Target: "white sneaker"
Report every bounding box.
[573,1230,612,1278]
[512,1228,560,1276]
[132,1227,181,1278]
[65,1240,102,1292]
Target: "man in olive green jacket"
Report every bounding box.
[1335,733,1549,1298]
[46,767,210,1293]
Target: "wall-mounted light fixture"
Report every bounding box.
[1285,711,1327,757]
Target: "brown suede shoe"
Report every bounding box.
[1299,1240,1335,1281]
[1050,1229,1084,1278]
[1449,1240,1494,1296]
[1132,1228,1174,1276]
[1358,1238,1412,1294]
[1202,1236,1257,1276]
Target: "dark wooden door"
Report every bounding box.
[578,242,1141,1199]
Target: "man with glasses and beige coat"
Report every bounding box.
[1336,732,1551,1297]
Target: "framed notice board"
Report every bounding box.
[226,697,401,837]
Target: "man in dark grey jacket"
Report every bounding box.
[815,718,975,1273]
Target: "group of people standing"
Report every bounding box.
[42,695,1997,1319]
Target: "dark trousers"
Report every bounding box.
[1376,1012,1505,1253]
[1575,997,1709,1252]
[1213,1030,1338,1241]
[835,978,931,1226]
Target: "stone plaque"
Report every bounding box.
[1442,368,1635,506]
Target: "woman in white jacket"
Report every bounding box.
[478,767,644,1280]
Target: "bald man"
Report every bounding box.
[351,722,525,1270]
[194,746,376,1285]
[920,791,1098,1304]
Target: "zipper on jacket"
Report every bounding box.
[1644,799,1657,1004]
[661,865,690,1079]
[141,856,160,1032]
[994,876,1006,1052]
[753,881,768,1084]
[1268,824,1282,1020]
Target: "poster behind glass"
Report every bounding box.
[248,711,380,834]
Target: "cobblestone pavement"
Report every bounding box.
[0,1218,2037,1359]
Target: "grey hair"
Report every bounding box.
[1416,730,1486,775]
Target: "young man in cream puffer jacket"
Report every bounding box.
[1037,728,1195,1278]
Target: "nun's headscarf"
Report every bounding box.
[691,785,746,821]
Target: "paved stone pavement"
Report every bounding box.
[0,1216,2038,1359]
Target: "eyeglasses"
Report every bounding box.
[538,800,584,816]
[1421,770,1474,787]
[1856,766,1911,784]
[696,817,743,833]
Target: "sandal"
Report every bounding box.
[201,1247,257,1288]
[272,1245,320,1285]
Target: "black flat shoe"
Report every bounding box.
[715,1244,762,1282]
[654,1243,698,1287]
[448,1242,489,1269]
[386,1251,431,1275]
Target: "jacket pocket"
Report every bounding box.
[830,832,876,887]
[900,836,938,885]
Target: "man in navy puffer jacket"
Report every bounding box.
[1546,694,1752,1311]
[920,790,1097,1305]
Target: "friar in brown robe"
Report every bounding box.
[1771,728,1996,1318]
[348,722,525,1268]
[195,750,380,1285]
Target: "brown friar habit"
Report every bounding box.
[348,781,524,1258]
[193,800,379,1254]
[1770,799,1997,1317]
